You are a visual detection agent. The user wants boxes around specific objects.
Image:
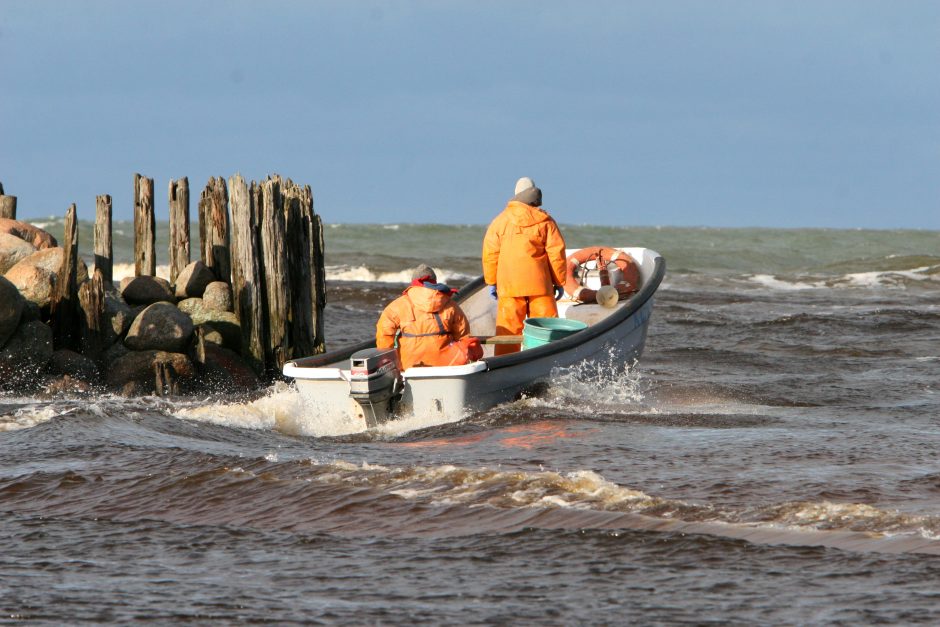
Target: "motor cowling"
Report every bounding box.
[348,347,402,426]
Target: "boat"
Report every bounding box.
[283,247,665,428]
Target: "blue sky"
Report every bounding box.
[2,1,938,228]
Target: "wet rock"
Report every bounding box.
[124,302,194,352]
[0,320,54,389]
[202,281,233,312]
[199,344,259,393]
[0,217,58,249]
[120,275,174,306]
[0,232,37,274]
[0,276,24,348]
[106,349,196,396]
[174,260,216,299]
[102,284,133,345]
[49,348,99,381]
[196,323,225,348]
[40,374,94,397]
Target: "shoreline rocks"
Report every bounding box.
[0,219,269,398]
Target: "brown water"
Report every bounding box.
[2,225,940,624]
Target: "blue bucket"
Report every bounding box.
[522,317,588,349]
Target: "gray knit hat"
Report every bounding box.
[511,176,542,207]
[411,264,437,282]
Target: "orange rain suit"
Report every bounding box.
[376,285,480,369]
[482,201,567,355]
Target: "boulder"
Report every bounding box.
[199,344,260,393]
[196,323,226,348]
[124,302,194,352]
[173,261,216,299]
[7,246,88,282]
[178,299,240,352]
[0,218,58,249]
[120,275,174,306]
[201,281,233,312]
[4,247,89,308]
[40,374,94,397]
[0,320,54,389]
[0,232,37,274]
[102,284,133,345]
[5,263,56,309]
[106,349,196,396]
[49,348,99,381]
[0,276,24,348]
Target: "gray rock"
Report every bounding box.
[102,285,133,344]
[0,320,54,390]
[0,232,37,274]
[176,297,241,351]
[174,260,216,299]
[196,323,225,348]
[105,349,195,396]
[176,297,205,317]
[202,281,233,312]
[0,276,24,348]
[120,275,174,306]
[124,302,194,352]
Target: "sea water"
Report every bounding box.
[2,221,939,624]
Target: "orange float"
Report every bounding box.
[564,247,640,304]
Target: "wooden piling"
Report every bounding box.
[259,176,291,374]
[94,195,113,284]
[52,204,80,350]
[168,177,191,283]
[0,195,16,220]
[228,174,266,375]
[78,269,107,366]
[134,173,156,276]
[198,177,231,283]
[282,180,326,358]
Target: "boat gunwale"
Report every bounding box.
[285,251,665,372]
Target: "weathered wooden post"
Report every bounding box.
[228,174,266,374]
[283,180,326,358]
[0,194,16,220]
[259,176,291,374]
[305,184,326,351]
[168,177,190,283]
[51,203,80,350]
[94,194,113,284]
[134,173,156,276]
[198,177,231,283]
[78,269,107,366]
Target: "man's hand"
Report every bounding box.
[554,285,565,300]
[488,285,498,300]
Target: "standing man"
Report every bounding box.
[482,177,567,355]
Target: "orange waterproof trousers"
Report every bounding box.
[494,294,558,355]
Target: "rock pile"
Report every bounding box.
[0,217,259,397]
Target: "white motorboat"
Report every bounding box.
[283,247,665,428]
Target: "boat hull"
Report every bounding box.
[284,248,665,429]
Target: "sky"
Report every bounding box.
[1,0,938,229]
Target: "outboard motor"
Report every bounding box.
[348,347,402,428]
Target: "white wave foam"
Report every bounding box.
[748,267,939,291]
[325,265,472,284]
[93,262,171,282]
[0,403,61,432]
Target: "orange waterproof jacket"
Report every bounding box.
[482,201,567,297]
[376,285,473,369]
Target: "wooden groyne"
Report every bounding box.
[0,174,326,396]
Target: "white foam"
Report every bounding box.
[0,404,61,432]
[325,265,471,284]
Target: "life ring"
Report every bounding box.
[564,247,640,304]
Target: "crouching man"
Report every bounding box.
[376,264,484,369]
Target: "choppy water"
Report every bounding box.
[2,221,940,624]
